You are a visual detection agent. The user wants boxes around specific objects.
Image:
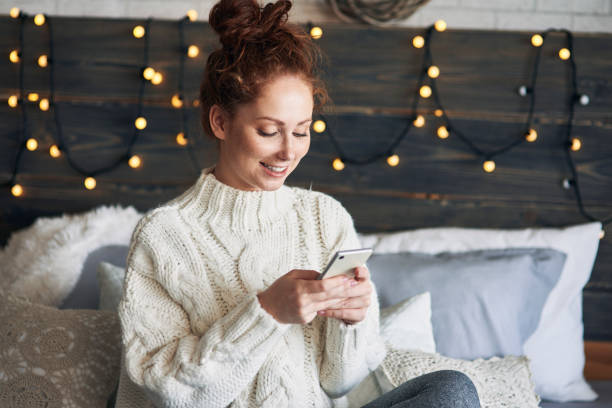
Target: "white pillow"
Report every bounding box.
[379,292,435,353]
[359,222,602,402]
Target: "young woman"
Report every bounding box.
[114,1,481,407]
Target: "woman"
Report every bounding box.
[114,0,481,407]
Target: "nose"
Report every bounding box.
[277,133,295,161]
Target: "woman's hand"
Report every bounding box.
[257,269,358,325]
[316,266,372,325]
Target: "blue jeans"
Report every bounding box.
[362,370,481,408]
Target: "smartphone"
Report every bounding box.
[316,248,373,280]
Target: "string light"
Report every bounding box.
[11,184,23,197]
[151,71,163,85]
[600,230,606,240]
[28,92,39,102]
[8,95,19,108]
[84,177,96,190]
[176,132,188,146]
[558,48,570,60]
[332,158,345,171]
[187,45,199,58]
[412,35,425,48]
[483,160,496,173]
[37,54,48,68]
[313,120,326,133]
[186,9,198,22]
[133,25,145,39]
[9,49,20,63]
[10,7,20,18]
[578,94,590,106]
[128,155,142,168]
[171,94,183,108]
[413,115,425,128]
[570,138,581,151]
[419,85,432,98]
[310,26,323,39]
[142,67,155,80]
[434,109,443,117]
[531,34,543,47]
[26,138,38,151]
[427,65,440,78]
[49,145,61,158]
[34,13,45,26]
[387,154,400,167]
[135,117,147,130]
[518,85,530,97]
[525,128,537,142]
[437,126,449,139]
[434,20,447,32]
[39,98,49,111]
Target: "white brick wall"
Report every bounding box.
[2,0,612,33]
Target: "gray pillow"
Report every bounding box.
[368,248,566,360]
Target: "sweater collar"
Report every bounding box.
[178,166,295,231]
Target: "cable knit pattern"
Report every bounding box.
[114,166,386,408]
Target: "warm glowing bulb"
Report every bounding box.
[8,95,18,108]
[434,20,447,32]
[525,128,537,142]
[37,54,48,68]
[187,9,198,21]
[11,184,23,197]
[419,85,432,98]
[559,48,571,60]
[571,138,581,151]
[151,72,163,85]
[9,49,20,63]
[34,13,45,26]
[171,94,183,108]
[143,67,155,80]
[600,230,605,240]
[128,155,142,168]
[26,138,38,151]
[310,26,323,39]
[84,177,96,190]
[135,117,147,130]
[413,115,425,128]
[28,93,39,102]
[39,98,49,111]
[332,158,345,171]
[427,65,440,78]
[49,144,61,158]
[187,45,199,58]
[412,35,425,48]
[387,154,400,167]
[437,126,449,139]
[133,25,145,39]
[483,160,496,173]
[434,109,443,117]
[10,7,20,18]
[313,120,326,133]
[176,132,188,146]
[531,34,543,47]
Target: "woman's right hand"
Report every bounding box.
[256,269,356,325]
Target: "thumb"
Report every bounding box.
[289,269,321,280]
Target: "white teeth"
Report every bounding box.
[262,163,287,172]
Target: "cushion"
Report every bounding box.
[368,248,565,361]
[97,261,127,311]
[0,205,142,307]
[0,293,122,406]
[359,222,602,402]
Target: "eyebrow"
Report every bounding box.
[256,116,312,125]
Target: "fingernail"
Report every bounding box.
[318,310,326,315]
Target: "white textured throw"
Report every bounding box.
[0,205,143,306]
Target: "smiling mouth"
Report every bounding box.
[260,162,289,173]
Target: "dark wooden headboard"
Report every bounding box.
[1,17,611,341]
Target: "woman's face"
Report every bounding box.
[211,74,313,191]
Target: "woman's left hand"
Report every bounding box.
[317,265,372,325]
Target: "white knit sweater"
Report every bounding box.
[114,166,386,408]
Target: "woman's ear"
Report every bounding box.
[209,104,229,141]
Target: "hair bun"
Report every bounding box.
[209,0,292,52]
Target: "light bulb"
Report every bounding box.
[387,154,400,167]
[143,67,155,80]
[135,117,147,130]
[171,94,183,108]
[332,158,345,171]
[437,126,449,139]
[419,85,432,98]
[84,177,96,190]
[9,49,20,63]
[176,132,188,146]
[579,94,590,106]
[133,25,145,39]
[49,144,61,158]
[128,155,142,168]
[434,109,443,117]
[434,20,447,32]
[525,128,537,142]
[310,26,323,39]
[39,98,49,111]
[600,230,605,240]
[26,138,38,151]
[187,45,199,58]
[8,95,18,108]
[187,9,198,21]
[34,13,45,26]
[531,34,543,47]
[427,65,440,78]
[412,35,425,48]
[37,54,48,68]
[151,72,163,85]
[313,120,326,133]
[413,115,425,128]
[11,184,23,197]
[518,85,529,97]
[559,48,571,60]
[483,160,496,173]
[28,93,39,102]
[10,7,20,18]
[571,138,581,151]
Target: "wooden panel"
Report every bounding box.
[584,341,612,380]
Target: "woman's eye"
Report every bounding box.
[258,130,278,137]
[293,132,308,137]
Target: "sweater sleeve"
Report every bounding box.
[118,214,292,407]
[317,198,387,399]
